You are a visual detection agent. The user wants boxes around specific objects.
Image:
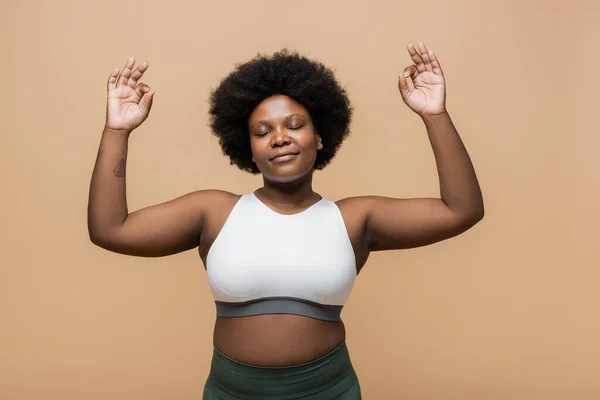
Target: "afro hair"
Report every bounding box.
[208,49,352,174]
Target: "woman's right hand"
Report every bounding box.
[105,58,155,134]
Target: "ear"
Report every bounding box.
[316,132,323,151]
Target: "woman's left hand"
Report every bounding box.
[398,42,446,118]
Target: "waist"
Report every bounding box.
[213,314,346,366]
[205,340,359,399]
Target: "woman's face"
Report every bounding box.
[248,95,322,183]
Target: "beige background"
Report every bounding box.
[1,0,598,399]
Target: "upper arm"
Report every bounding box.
[350,196,483,251]
[90,189,232,257]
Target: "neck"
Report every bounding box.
[257,171,319,206]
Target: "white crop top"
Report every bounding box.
[206,192,357,321]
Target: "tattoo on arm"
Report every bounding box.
[113,159,126,177]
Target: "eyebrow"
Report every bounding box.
[250,114,307,130]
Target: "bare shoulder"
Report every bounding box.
[335,196,372,214]
[188,189,240,208]
[335,196,374,229]
[188,189,242,227]
[187,188,239,200]
[334,196,377,239]
[196,189,242,263]
[196,189,241,216]
[334,196,373,269]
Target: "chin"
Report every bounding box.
[260,165,314,183]
[263,171,305,183]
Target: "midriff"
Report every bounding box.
[213,314,346,367]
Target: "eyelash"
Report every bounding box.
[256,126,302,137]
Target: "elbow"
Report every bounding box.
[466,194,485,226]
[473,209,485,225]
[464,205,485,228]
[87,217,104,247]
[87,223,102,246]
[454,203,484,231]
[88,226,116,251]
[87,219,122,250]
[89,234,123,254]
[475,198,485,222]
[89,231,109,249]
[88,225,99,245]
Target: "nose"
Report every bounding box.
[271,126,291,147]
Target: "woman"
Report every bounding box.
[88,42,484,399]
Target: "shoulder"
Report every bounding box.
[334,196,373,239]
[334,195,379,232]
[335,195,373,217]
[331,196,375,269]
[177,189,242,218]
[186,189,241,204]
[192,190,243,259]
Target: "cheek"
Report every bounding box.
[250,141,270,166]
[248,142,255,162]
[249,140,263,157]
[308,137,322,153]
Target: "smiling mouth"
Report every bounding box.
[270,153,299,162]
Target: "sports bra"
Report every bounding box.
[206,192,357,321]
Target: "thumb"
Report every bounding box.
[398,71,412,101]
[139,90,155,115]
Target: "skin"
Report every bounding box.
[88,42,484,367]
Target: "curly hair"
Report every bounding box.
[208,49,352,174]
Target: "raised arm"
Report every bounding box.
[347,42,484,251]
[87,58,222,257]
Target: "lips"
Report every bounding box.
[270,151,299,161]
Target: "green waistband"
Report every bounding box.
[203,341,361,399]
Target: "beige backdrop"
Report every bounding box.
[1,0,598,399]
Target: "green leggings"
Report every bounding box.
[203,341,361,399]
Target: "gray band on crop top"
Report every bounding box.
[215,297,343,322]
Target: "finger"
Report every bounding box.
[127,61,149,89]
[408,43,426,73]
[404,65,419,81]
[418,42,433,72]
[428,49,443,76]
[138,90,155,115]
[107,67,120,90]
[397,72,412,101]
[117,58,135,88]
[134,82,150,99]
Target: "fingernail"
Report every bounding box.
[404,71,410,78]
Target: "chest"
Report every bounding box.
[199,198,370,273]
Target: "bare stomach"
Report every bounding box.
[213,314,346,367]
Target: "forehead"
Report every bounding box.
[249,95,309,124]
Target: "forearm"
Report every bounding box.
[87,128,130,243]
[422,112,484,219]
